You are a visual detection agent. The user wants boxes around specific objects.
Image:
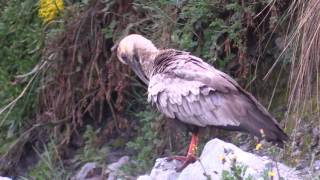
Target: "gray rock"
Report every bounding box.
[72,162,102,180]
[148,158,182,180]
[137,175,152,180]
[0,177,12,180]
[105,156,130,180]
[313,160,320,171]
[138,138,300,180]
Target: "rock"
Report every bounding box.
[138,138,300,180]
[105,156,130,180]
[136,175,152,180]
[148,158,181,180]
[71,162,102,180]
[0,177,12,180]
[313,160,320,171]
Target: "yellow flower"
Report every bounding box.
[220,155,226,163]
[268,170,276,177]
[39,0,64,23]
[255,143,262,150]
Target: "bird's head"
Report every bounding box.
[116,34,158,85]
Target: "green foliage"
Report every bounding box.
[125,109,163,174]
[103,20,116,39]
[222,157,285,180]
[222,161,253,180]
[28,141,70,179]
[0,0,43,153]
[135,0,255,68]
[169,0,249,69]
[28,125,107,179]
[77,125,108,163]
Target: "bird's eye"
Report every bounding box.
[121,54,128,62]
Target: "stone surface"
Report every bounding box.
[138,138,300,180]
[71,156,130,180]
[71,162,102,180]
[0,177,12,180]
[105,156,130,180]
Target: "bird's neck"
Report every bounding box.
[138,49,158,79]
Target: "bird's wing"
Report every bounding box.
[147,67,243,127]
[148,55,288,143]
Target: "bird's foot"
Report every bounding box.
[166,155,197,172]
[165,132,199,172]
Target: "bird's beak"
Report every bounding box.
[130,58,149,85]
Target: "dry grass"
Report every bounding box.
[37,0,135,148]
[284,0,320,137]
[264,0,320,135]
[0,0,149,174]
[262,0,320,160]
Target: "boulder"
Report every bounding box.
[0,177,12,180]
[138,138,300,180]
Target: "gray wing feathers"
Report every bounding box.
[174,69,237,93]
[148,73,241,127]
[149,50,288,144]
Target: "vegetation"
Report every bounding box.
[222,162,253,180]
[28,141,69,179]
[0,0,43,175]
[0,0,319,179]
[126,110,161,174]
[0,0,42,141]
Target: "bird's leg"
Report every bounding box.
[187,132,199,157]
[167,132,199,172]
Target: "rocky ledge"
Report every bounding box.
[138,138,301,180]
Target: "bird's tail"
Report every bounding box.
[237,93,289,147]
[244,108,289,147]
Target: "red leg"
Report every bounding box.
[167,132,199,171]
[187,132,199,156]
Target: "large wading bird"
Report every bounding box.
[116,34,288,171]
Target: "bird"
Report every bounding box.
[116,34,288,171]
